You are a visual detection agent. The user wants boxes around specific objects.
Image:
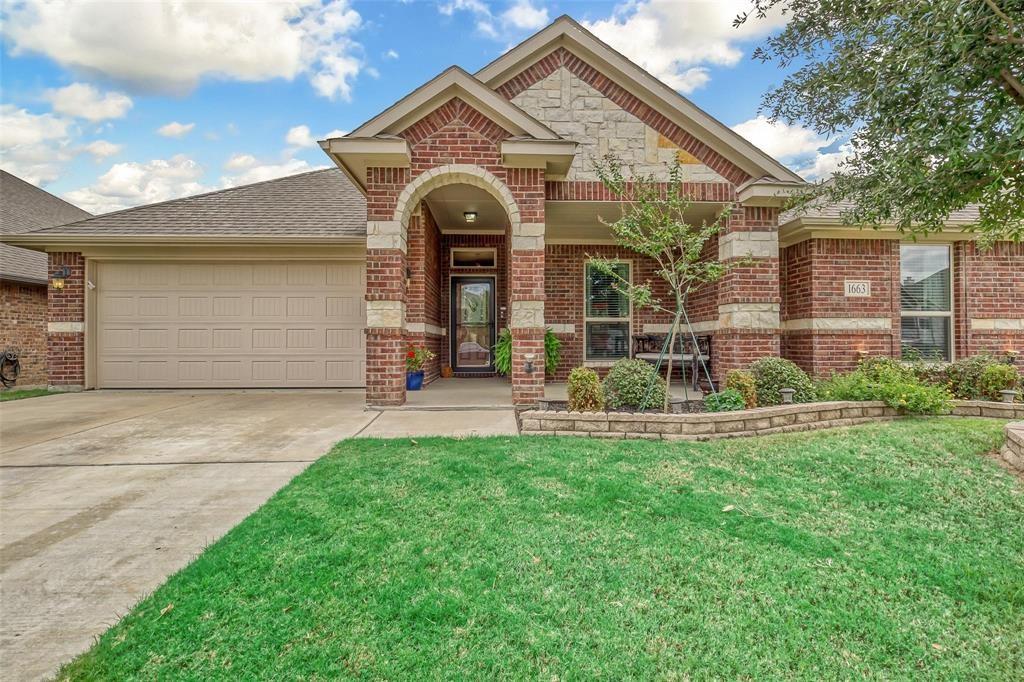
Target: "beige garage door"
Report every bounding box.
[96,261,365,388]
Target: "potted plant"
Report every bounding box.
[405,345,435,391]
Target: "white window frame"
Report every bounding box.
[584,260,632,363]
[899,243,954,361]
[450,247,497,269]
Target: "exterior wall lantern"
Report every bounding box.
[524,353,536,374]
[50,266,71,290]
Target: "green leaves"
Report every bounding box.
[741,0,1024,243]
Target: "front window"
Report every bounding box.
[585,261,630,361]
[900,244,952,360]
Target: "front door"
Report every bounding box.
[451,277,495,373]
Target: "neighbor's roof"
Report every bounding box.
[20,168,366,241]
[0,170,92,284]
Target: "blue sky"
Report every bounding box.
[0,0,844,214]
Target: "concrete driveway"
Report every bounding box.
[0,390,373,681]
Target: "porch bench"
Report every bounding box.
[632,334,713,392]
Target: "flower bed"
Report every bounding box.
[520,400,1024,441]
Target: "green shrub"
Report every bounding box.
[567,367,604,411]
[858,356,915,382]
[493,328,512,376]
[944,355,1004,399]
[544,329,561,376]
[704,388,747,412]
[818,367,953,415]
[494,328,561,377]
[602,358,667,411]
[724,369,757,408]
[977,363,1021,401]
[748,357,816,406]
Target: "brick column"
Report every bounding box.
[365,168,410,406]
[508,169,546,406]
[714,206,781,383]
[47,252,86,391]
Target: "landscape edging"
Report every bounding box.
[520,400,1024,441]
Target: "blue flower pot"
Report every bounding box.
[406,370,424,391]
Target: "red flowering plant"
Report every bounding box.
[405,345,436,373]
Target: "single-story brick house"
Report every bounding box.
[4,16,1021,406]
[0,170,91,389]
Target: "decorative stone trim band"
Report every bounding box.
[511,222,545,250]
[548,323,575,334]
[1001,422,1023,474]
[521,401,898,440]
[970,318,1024,331]
[718,302,780,331]
[781,317,893,332]
[644,320,717,334]
[366,300,405,329]
[718,230,778,260]
[405,322,446,336]
[366,221,407,252]
[510,300,544,328]
[48,322,84,333]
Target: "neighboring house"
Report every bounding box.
[0,170,91,388]
[2,16,1021,404]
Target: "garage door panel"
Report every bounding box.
[97,261,365,388]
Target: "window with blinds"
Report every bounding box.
[585,261,631,361]
[900,244,952,360]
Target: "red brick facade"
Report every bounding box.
[0,280,48,388]
[47,252,85,388]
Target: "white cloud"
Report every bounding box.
[64,154,209,213]
[796,143,854,181]
[323,129,348,139]
[43,83,132,122]
[584,0,787,93]
[438,0,546,40]
[0,104,75,185]
[731,116,828,160]
[157,121,195,138]
[501,0,548,30]
[285,125,316,148]
[83,140,122,160]
[4,0,365,100]
[223,153,257,171]
[220,157,327,188]
[384,49,399,60]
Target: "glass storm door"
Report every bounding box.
[451,278,495,373]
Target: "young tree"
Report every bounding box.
[590,158,734,412]
[737,0,1024,243]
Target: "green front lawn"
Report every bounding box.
[0,388,54,401]
[61,419,1023,680]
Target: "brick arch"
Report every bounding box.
[392,164,520,233]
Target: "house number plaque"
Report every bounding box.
[844,280,871,297]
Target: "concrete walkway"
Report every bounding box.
[0,390,373,681]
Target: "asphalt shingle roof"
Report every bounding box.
[1,170,92,284]
[28,168,367,238]
[780,196,980,226]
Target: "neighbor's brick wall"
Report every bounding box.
[47,252,85,388]
[0,280,48,388]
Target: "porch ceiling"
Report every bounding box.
[545,201,725,243]
[425,184,509,233]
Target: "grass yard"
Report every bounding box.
[60,419,1023,680]
[0,388,54,401]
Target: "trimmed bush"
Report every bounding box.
[567,367,604,412]
[945,355,1011,399]
[704,388,747,412]
[977,363,1021,401]
[818,366,952,415]
[725,369,757,408]
[544,329,562,376]
[602,358,667,411]
[748,357,816,406]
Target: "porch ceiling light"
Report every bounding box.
[463,211,477,223]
